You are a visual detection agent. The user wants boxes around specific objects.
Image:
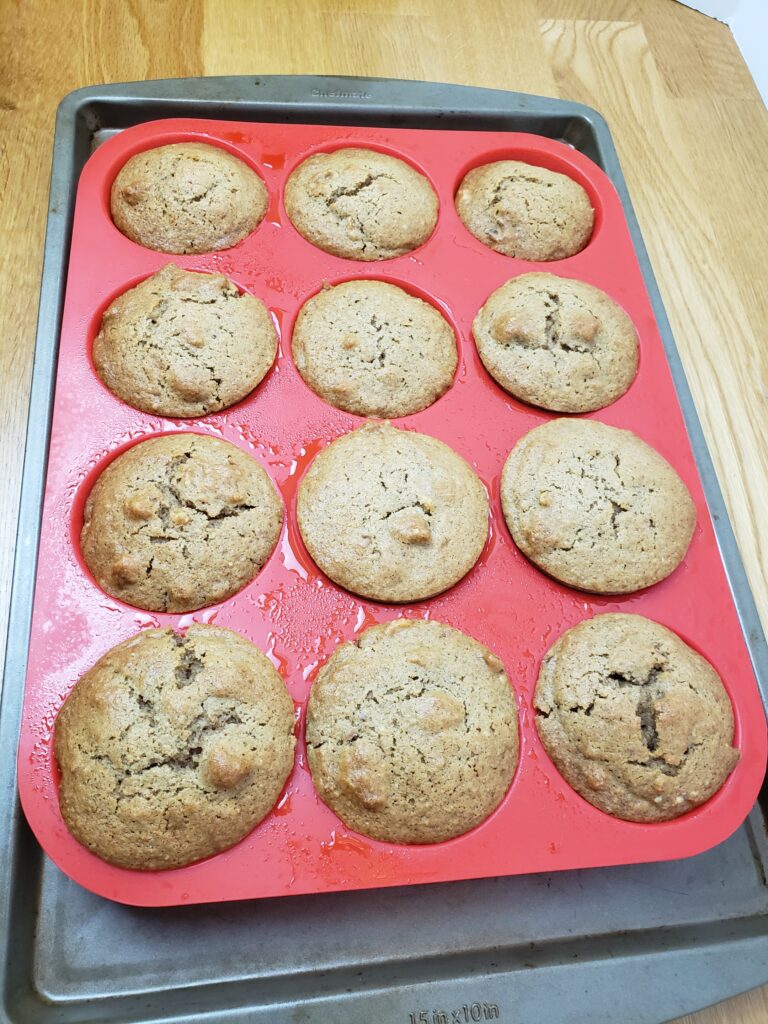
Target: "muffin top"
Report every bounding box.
[307,619,518,843]
[297,422,488,602]
[111,142,268,254]
[81,433,282,613]
[93,264,277,417]
[473,273,638,412]
[285,148,438,260]
[54,625,296,869]
[292,279,457,417]
[501,418,696,594]
[534,613,739,822]
[456,160,594,261]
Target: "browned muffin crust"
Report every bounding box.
[94,264,277,417]
[55,625,296,869]
[534,614,739,821]
[81,434,282,612]
[307,619,518,842]
[111,142,267,254]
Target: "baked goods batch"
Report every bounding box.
[49,138,740,873]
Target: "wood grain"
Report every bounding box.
[0,2,766,1021]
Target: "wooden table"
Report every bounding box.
[1,1,766,1021]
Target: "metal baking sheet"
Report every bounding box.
[2,75,767,1024]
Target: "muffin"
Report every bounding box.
[111,142,268,254]
[297,421,488,602]
[307,619,518,842]
[54,625,296,869]
[93,264,277,417]
[81,433,282,612]
[472,273,638,412]
[456,160,594,260]
[534,613,739,822]
[291,279,457,416]
[284,148,438,260]
[501,418,696,594]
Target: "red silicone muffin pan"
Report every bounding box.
[17,118,767,907]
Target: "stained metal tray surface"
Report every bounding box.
[2,75,767,1024]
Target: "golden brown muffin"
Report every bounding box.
[292,279,457,416]
[284,148,438,260]
[456,160,593,260]
[534,614,739,822]
[297,422,488,602]
[93,264,277,417]
[307,619,518,842]
[54,625,296,869]
[501,418,696,594]
[81,434,282,612]
[472,273,638,412]
[111,142,268,254]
